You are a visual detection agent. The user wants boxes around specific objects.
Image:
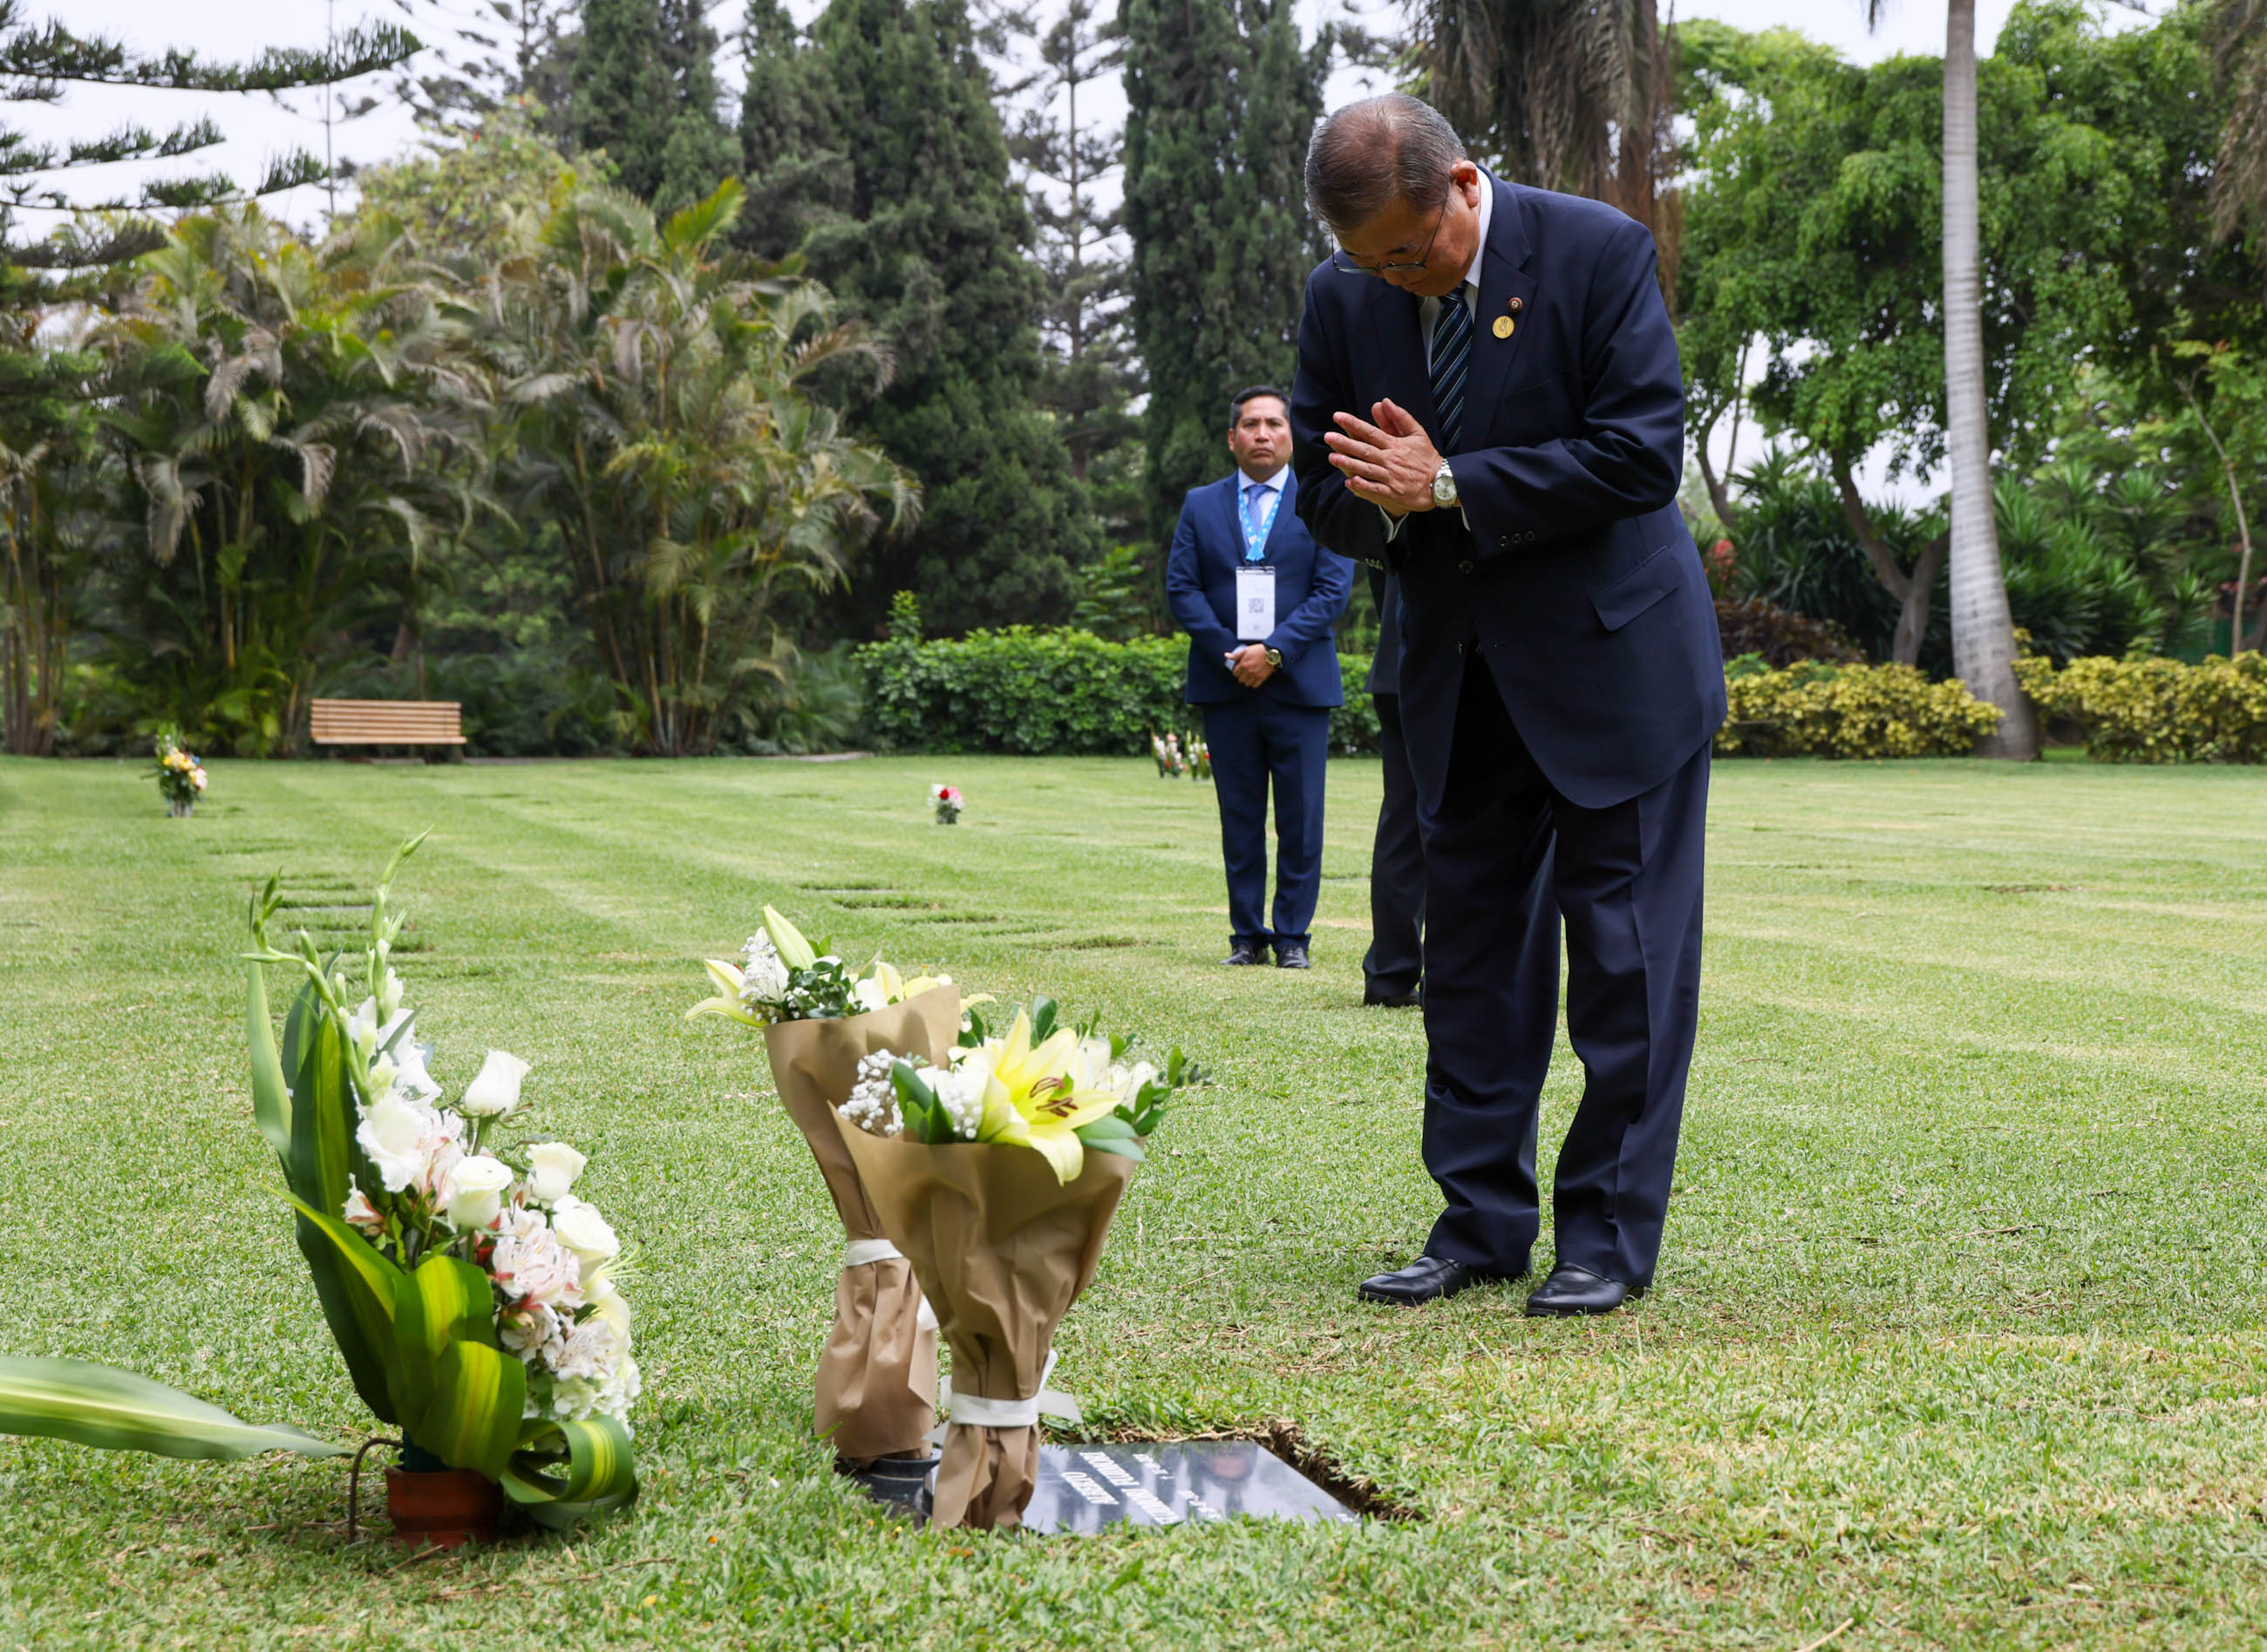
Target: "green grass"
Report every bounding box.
[3,750,2265,1649]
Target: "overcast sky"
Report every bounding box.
[17,0,2050,234]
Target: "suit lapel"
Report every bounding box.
[1215,475,1246,562]
[1463,177,1537,453]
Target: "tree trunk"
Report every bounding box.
[1832,459,1944,667]
[1942,0,2038,757]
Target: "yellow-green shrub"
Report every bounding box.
[2013,652,2267,762]
[1716,659,2002,758]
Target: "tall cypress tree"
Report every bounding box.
[1121,0,1329,547]
[736,0,847,259]
[758,0,1099,635]
[571,0,732,207]
[653,0,739,213]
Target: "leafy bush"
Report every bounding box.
[1713,596,1864,666]
[1717,660,2001,758]
[2013,652,2267,762]
[859,627,1383,756]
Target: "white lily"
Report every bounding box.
[685,958,767,1025]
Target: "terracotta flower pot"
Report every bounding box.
[384,1466,501,1548]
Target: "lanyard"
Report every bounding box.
[1237,481,1281,562]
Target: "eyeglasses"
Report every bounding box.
[1328,192,1452,278]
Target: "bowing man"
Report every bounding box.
[1167,385,1354,970]
[1290,95,1726,1317]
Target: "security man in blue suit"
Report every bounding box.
[1291,95,1726,1317]
[1168,385,1354,970]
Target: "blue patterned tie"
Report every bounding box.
[1430,286,1473,452]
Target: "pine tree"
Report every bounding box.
[1121,0,1329,547]
[1005,0,1139,505]
[767,0,1099,636]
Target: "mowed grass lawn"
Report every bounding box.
[2,751,2265,1650]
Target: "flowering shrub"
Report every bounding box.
[2014,652,2267,762]
[1717,659,2002,758]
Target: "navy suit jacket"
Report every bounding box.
[1167,471,1352,708]
[1291,177,1726,810]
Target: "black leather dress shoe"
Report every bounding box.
[1222,942,1270,966]
[1363,983,1421,1007]
[1276,942,1311,969]
[1524,1263,1643,1317]
[1357,1254,1494,1305]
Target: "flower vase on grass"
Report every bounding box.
[930,784,964,826]
[152,727,207,816]
[689,908,976,1469]
[0,835,639,1545]
[835,999,1197,1530]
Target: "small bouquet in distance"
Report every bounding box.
[1151,731,1188,778]
[152,726,208,816]
[688,907,970,1464]
[1187,733,1212,782]
[834,998,1198,1530]
[930,784,964,826]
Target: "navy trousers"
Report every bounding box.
[1201,696,1331,952]
[1363,693,1426,996]
[1420,651,1708,1288]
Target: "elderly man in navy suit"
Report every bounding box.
[1291,95,1726,1317]
[1168,385,1353,970]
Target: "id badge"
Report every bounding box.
[1235,566,1276,641]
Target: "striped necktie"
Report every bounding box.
[1430,286,1473,452]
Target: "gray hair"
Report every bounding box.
[1304,93,1469,237]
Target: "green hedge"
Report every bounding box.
[857,629,1382,755]
[1717,656,2002,758]
[2014,652,2267,761]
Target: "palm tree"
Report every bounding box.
[99,207,474,754]
[1412,0,1679,269]
[1868,0,2036,756]
[463,179,918,755]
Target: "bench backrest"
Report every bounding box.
[309,698,466,745]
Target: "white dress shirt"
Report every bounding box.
[1381,173,1493,541]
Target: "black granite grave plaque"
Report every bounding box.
[848,1440,1359,1533]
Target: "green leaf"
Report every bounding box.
[283,978,354,1218]
[245,960,291,1159]
[283,1194,403,1426]
[1029,996,1059,1043]
[391,1253,497,1425]
[411,1341,525,1482]
[0,1357,347,1462]
[503,1415,638,1530]
[1079,1135,1147,1163]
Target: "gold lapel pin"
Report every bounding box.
[1493,315,1515,339]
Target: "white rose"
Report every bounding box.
[551,1197,621,1266]
[525,1141,588,1204]
[460,1050,530,1118]
[439,1154,515,1231]
[357,1092,439,1193]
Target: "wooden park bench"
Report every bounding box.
[310,698,466,752]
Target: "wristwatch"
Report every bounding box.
[1433,459,1460,509]
[1263,647,1284,669]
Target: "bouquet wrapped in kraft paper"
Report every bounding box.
[691,908,970,1465]
[830,1001,1195,1530]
